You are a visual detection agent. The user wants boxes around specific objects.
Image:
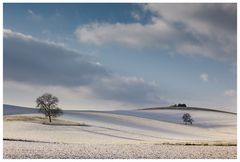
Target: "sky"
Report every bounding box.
[3,3,237,112]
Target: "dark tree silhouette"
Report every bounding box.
[182,113,193,124]
[178,104,187,107]
[36,93,63,122]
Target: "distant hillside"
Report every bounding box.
[3,104,236,116]
[3,104,38,115]
[139,106,236,115]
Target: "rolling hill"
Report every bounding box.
[3,104,237,145]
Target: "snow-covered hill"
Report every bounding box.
[3,104,236,144]
[3,104,38,115]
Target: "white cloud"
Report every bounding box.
[27,9,34,15]
[75,20,175,48]
[27,9,42,21]
[131,11,141,21]
[4,29,33,40]
[200,73,208,82]
[224,89,237,97]
[75,4,236,62]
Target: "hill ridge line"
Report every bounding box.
[138,107,236,115]
[3,104,236,115]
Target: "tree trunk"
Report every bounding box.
[48,115,52,122]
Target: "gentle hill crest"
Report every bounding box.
[3,104,38,115]
[139,106,236,115]
[3,104,236,115]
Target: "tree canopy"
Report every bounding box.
[36,93,63,122]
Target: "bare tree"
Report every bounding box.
[36,93,63,122]
[182,113,193,125]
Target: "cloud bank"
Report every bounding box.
[4,29,110,87]
[75,3,236,62]
[4,29,168,107]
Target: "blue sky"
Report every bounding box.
[3,3,237,112]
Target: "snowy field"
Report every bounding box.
[3,104,237,159]
[4,141,236,159]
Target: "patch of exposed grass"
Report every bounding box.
[4,115,45,122]
[3,115,89,126]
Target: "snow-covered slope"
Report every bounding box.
[3,104,237,144]
[3,104,38,115]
